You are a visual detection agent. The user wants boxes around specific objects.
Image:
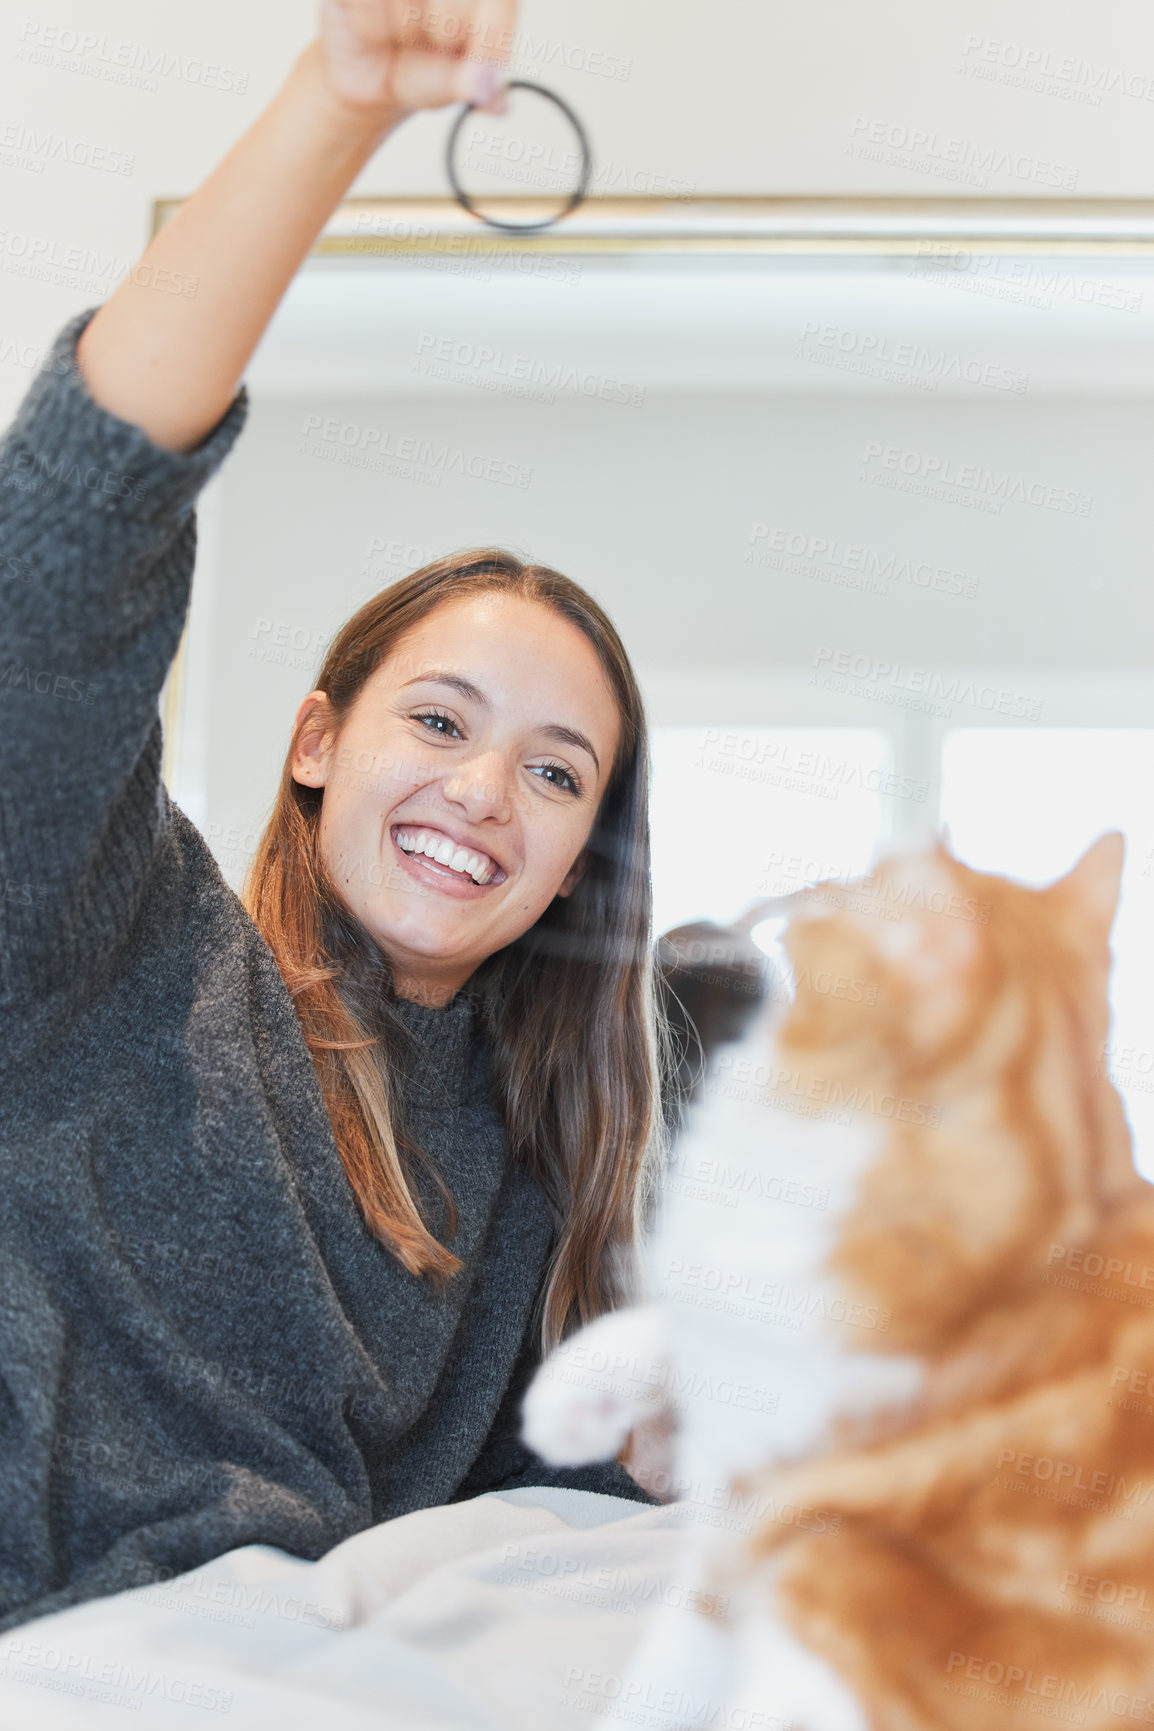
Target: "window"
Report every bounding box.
[648,727,892,936]
[941,729,1154,1180]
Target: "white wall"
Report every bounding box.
[5,0,1154,420]
[7,0,1154,900]
[187,372,1154,883]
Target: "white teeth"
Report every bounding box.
[394,827,496,886]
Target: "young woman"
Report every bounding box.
[0,1,664,1634]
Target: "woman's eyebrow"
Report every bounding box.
[539,723,600,775]
[401,672,601,775]
[400,671,488,707]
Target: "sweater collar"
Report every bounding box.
[390,989,488,1113]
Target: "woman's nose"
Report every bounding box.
[441,751,514,822]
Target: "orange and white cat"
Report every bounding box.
[523,835,1154,1731]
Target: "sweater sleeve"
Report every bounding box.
[450,1322,659,1508]
[0,306,248,1005]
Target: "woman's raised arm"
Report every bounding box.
[76,3,514,454]
[0,5,513,1006]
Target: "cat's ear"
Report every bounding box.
[1049,832,1125,937]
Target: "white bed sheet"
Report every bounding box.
[0,1490,697,1730]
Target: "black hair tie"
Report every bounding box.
[446,79,593,233]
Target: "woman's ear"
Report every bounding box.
[557,852,587,899]
[290,690,335,789]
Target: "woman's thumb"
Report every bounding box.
[391,47,502,112]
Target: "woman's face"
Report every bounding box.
[291,592,623,1005]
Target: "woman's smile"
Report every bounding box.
[391,822,507,894]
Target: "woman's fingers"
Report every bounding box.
[467,0,519,62]
[326,0,507,58]
[390,45,490,110]
[465,0,517,110]
[319,0,517,114]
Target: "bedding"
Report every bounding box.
[0,1488,701,1730]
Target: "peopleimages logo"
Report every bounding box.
[15,21,249,93]
[860,441,1093,516]
[715,1052,942,1125]
[299,414,533,490]
[398,8,634,80]
[413,333,646,407]
[696,728,929,803]
[0,1639,235,1713]
[995,1446,1154,1504]
[960,34,1154,105]
[811,647,1044,721]
[913,241,1142,315]
[845,116,1079,190]
[0,122,134,174]
[945,1651,1154,1722]
[795,320,1028,394]
[0,230,197,299]
[748,523,979,600]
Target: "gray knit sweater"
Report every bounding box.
[0,306,652,1636]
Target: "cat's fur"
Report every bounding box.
[523,835,1154,1731]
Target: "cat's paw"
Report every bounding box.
[521,1369,636,1467]
[521,1304,670,1468]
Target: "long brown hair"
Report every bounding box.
[242,550,665,1352]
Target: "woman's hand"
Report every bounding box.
[77,3,519,453]
[318,0,515,117]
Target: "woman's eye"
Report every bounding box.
[412,711,462,739]
[531,762,582,797]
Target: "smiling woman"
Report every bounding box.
[244,549,661,1327]
[0,0,667,1641]
[288,582,622,1004]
